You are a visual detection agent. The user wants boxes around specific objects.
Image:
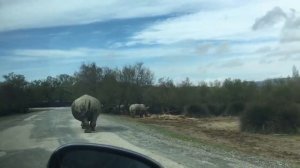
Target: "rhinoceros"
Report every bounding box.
[129,104,149,118]
[71,94,102,133]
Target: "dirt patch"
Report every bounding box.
[138,115,300,166]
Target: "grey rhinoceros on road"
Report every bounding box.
[71,94,102,133]
[129,104,149,118]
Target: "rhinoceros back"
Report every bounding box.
[71,94,101,121]
[130,104,146,111]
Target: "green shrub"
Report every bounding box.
[240,102,300,134]
[0,83,29,115]
[273,104,300,133]
[148,104,162,114]
[207,103,226,116]
[224,101,245,116]
[187,104,210,117]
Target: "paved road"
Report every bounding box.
[0,108,290,168]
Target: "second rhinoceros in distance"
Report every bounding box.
[129,104,149,118]
[71,94,102,133]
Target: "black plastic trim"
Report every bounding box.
[47,143,163,168]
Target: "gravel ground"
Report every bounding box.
[0,107,292,168]
[102,115,291,168]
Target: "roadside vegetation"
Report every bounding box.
[137,116,300,165]
[0,62,299,134]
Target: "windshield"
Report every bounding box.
[0,1,300,168]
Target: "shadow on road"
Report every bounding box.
[95,125,127,133]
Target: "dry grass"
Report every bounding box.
[139,115,300,165]
[148,114,186,120]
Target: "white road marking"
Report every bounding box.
[24,115,37,121]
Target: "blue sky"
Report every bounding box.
[0,0,300,83]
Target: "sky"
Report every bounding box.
[0,0,300,83]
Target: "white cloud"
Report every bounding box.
[195,44,212,55]
[13,49,87,58]
[251,6,300,43]
[151,53,299,83]
[252,6,300,60]
[2,0,300,82]
[3,43,300,82]
[280,11,300,42]
[131,4,252,44]
[266,41,300,58]
[255,46,273,53]
[196,55,299,82]
[132,10,253,44]
[193,42,231,56]
[252,6,286,30]
[219,59,244,68]
[131,0,300,45]
[10,47,192,61]
[0,0,240,32]
[215,43,231,55]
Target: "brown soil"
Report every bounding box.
[138,115,300,165]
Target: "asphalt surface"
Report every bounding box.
[0,107,291,168]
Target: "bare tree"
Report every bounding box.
[292,65,299,78]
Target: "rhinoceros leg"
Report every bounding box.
[90,118,97,131]
[81,122,87,129]
[143,110,148,117]
[84,122,92,133]
[90,121,96,131]
[139,110,143,118]
[90,112,99,131]
[81,118,89,129]
[132,110,136,118]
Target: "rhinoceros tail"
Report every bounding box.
[88,100,91,112]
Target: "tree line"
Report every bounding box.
[0,63,299,133]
